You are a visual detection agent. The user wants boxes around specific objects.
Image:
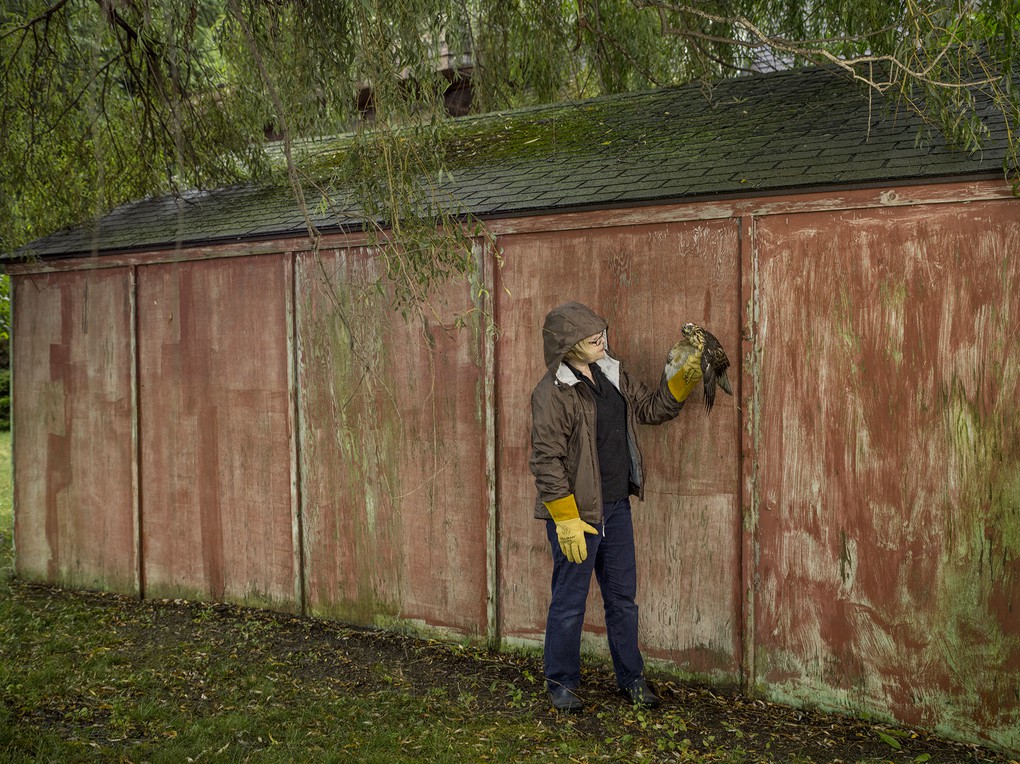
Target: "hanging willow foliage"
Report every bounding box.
[2,0,1018,307]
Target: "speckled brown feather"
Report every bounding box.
[673,322,732,411]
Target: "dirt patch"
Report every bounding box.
[9,581,1015,763]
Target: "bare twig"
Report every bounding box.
[631,0,999,92]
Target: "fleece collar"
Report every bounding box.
[554,355,622,390]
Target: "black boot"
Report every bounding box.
[621,677,659,708]
[547,685,584,712]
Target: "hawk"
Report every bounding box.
[666,322,733,411]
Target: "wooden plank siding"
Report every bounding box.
[136,256,298,609]
[751,200,1020,749]
[294,246,490,635]
[12,268,137,593]
[494,220,743,678]
[7,179,1019,750]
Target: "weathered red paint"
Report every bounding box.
[752,201,1020,750]
[7,179,1019,752]
[295,247,490,634]
[495,220,743,676]
[12,268,137,592]
[136,257,298,609]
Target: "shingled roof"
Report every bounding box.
[19,64,1013,259]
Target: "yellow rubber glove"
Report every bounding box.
[667,347,704,402]
[544,494,598,564]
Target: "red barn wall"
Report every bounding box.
[12,268,137,593]
[136,256,299,608]
[751,200,1020,750]
[494,221,743,678]
[295,246,491,634]
[7,180,1019,750]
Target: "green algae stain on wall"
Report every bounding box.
[334,267,403,620]
[927,271,1020,750]
[893,228,1020,751]
[752,203,1020,753]
[298,249,404,625]
[297,245,491,635]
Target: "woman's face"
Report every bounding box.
[576,331,606,364]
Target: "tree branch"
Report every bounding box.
[226,0,318,244]
[632,0,1000,92]
[0,0,72,41]
[576,14,664,88]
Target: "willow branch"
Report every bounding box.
[0,0,72,41]
[576,15,664,87]
[226,0,318,244]
[632,0,998,91]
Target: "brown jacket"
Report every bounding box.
[530,303,682,524]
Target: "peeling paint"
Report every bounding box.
[12,270,137,594]
[754,200,1020,751]
[10,186,1019,754]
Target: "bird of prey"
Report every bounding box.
[665,322,733,411]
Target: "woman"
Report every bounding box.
[529,302,702,712]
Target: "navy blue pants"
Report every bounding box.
[544,497,643,691]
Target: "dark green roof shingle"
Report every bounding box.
[20,64,1012,259]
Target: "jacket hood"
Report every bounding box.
[541,302,608,373]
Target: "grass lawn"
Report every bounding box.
[0,433,1013,763]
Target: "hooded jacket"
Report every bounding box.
[530,302,682,524]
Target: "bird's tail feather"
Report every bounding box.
[703,367,717,411]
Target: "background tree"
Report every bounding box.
[2,0,1018,307]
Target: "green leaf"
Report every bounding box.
[878,731,902,750]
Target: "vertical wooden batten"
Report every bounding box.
[479,237,500,644]
[739,213,760,693]
[130,264,143,599]
[286,250,306,614]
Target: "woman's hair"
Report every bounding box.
[563,340,590,364]
[564,331,603,364]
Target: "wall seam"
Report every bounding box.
[739,213,760,693]
[483,237,500,646]
[130,264,145,600]
[288,251,307,615]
